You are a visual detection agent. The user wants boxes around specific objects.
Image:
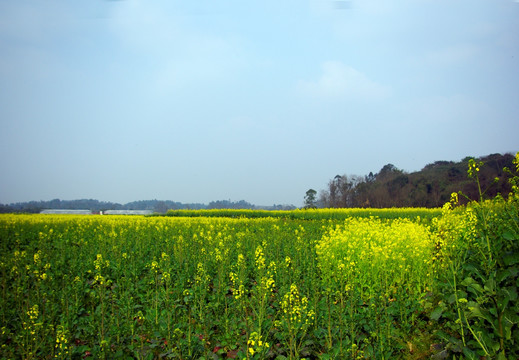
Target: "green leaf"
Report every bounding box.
[434,330,451,342]
[448,293,457,304]
[430,307,443,321]
[504,321,513,341]
[497,269,512,284]
[502,230,516,241]
[503,286,517,301]
[496,287,517,312]
[484,278,496,293]
[503,308,518,340]
[503,253,519,266]
[461,277,476,286]
[462,346,477,359]
[467,283,484,295]
[466,302,493,324]
[480,331,500,354]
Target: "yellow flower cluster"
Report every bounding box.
[467,158,482,178]
[229,253,247,300]
[161,252,169,262]
[255,245,266,270]
[23,304,41,339]
[317,217,436,297]
[261,261,276,293]
[33,251,41,265]
[434,204,478,259]
[26,250,51,281]
[94,254,109,272]
[54,325,69,358]
[93,254,110,286]
[247,331,270,356]
[229,271,245,300]
[194,262,210,288]
[281,283,315,329]
[10,250,27,276]
[150,260,159,274]
[450,192,459,205]
[27,304,39,322]
[284,256,291,268]
[509,152,519,201]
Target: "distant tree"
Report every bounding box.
[208,199,254,209]
[318,189,330,208]
[304,189,317,208]
[154,201,168,214]
[377,164,401,180]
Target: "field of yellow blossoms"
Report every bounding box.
[1,155,518,359]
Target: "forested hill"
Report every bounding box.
[318,153,516,208]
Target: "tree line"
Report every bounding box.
[0,199,206,214]
[0,198,296,214]
[313,153,515,208]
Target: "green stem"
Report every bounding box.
[463,309,489,356]
[187,309,192,358]
[155,276,158,326]
[326,293,333,350]
[452,264,466,347]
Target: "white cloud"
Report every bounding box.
[297,61,390,101]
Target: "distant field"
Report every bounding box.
[0,202,517,359]
[164,207,442,221]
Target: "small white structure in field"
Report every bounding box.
[40,209,92,215]
[103,210,153,215]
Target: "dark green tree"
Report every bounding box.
[304,189,317,208]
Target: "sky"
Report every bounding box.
[0,0,518,207]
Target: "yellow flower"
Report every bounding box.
[450,192,459,204]
[150,260,159,273]
[255,245,265,270]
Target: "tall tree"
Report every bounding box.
[304,189,317,208]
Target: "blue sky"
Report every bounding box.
[1,0,518,207]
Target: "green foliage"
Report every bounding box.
[430,153,519,359]
[303,189,317,209]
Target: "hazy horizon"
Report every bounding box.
[1,0,518,207]
[3,151,516,207]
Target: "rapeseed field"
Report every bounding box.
[0,154,518,359]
